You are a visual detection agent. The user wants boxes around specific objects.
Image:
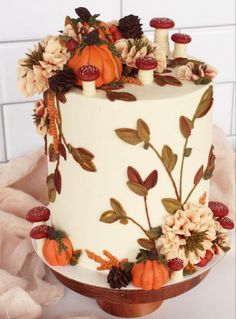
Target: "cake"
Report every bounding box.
[19,6,234,292]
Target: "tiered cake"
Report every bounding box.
[19,7,234,292]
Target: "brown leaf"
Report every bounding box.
[154,76,166,86]
[79,160,97,172]
[180,116,193,138]
[100,211,120,223]
[59,143,67,160]
[48,188,56,203]
[71,148,82,162]
[193,85,213,120]
[57,92,67,104]
[184,148,192,157]
[47,174,55,190]
[49,144,59,162]
[54,168,62,194]
[106,90,137,102]
[77,147,95,160]
[161,198,183,214]
[137,119,150,143]
[115,128,141,145]
[127,166,143,184]
[127,181,148,196]
[194,165,204,185]
[163,75,182,86]
[137,238,155,250]
[110,198,128,225]
[162,145,177,172]
[147,227,163,240]
[144,170,158,190]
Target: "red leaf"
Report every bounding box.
[127,166,143,185]
[144,170,158,190]
[54,168,62,194]
[194,165,204,185]
[59,144,67,160]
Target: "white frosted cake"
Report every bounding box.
[19,6,234,292]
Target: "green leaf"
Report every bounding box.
[193,85,213,120]
[184,148,192,157]
[161,198,183,214]
[162,145,177,172]
[100,211,120,223]
[137,238,155,250]
[137,119,150,143]
[115,128,141,145]
[48,188,56,203]
[179,116,193,138]
[110,198,128,224]
[127,181,148,196]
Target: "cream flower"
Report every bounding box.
[63,24,77,39]
[178,62,218,82]
[156,203,216,266]
[34,100,48,136]
[213,221,230,254]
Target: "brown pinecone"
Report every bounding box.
[118,14,143,39]
[48,68,76,94]
[75,7,92,22]
[107,266,132,289]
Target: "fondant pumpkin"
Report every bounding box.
[131,260,169,290]
[68,44,122,87]
[83,21,114,44]
[42,235,73,266]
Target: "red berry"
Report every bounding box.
[217,216,234,230]
[167,258,184,271]
[26,206,50,223]
[208,201,229,218]
[66,38,78,52]
[205,250,213,261]
[196,257,208,267]
[30,225,48,239]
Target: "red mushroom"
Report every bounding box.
[30,225,49,240]
[135,56,158,85]
[26,206,50,224]
[149,17,175,56]
[171,33,192,59]
[76,64,100,96]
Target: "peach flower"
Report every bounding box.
[178,62,218,82]
[34,100,48,136]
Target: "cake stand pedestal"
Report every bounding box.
[52,268,210,318]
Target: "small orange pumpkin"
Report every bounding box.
[42,229,73,266]
[131,260,169,290]
[83,21,114,44]
[68,31,122,88]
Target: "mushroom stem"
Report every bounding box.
[35,238,46,257]
[172,43,188,59]
[154,29,170,56]
[170,269,184,282]
[138,70,154,85]
[82,81,96,96]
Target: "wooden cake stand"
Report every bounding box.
[51,268,210,318]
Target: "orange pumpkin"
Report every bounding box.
[83,21,114,44]
[68,44,122,87]
[43,236,73,266]
[131,260,169,290]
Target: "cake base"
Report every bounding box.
[52,268,210,318]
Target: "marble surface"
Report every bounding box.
[41,232,235,319]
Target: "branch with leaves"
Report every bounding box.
[44,89,97,202]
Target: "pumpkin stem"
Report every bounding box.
[85,30,100,45]
[75,7,92,21]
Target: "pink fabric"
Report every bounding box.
[0,126,235,318]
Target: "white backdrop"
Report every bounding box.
[0,0,235,162]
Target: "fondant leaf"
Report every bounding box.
[154,75,166,86]
[110,198,128,225]
[79,160,97,172]
[54,168,62,194]
[48,188,56,203]
[147,226,162,240]
[137,119,150,143]
[115,128,141,145]
[77,147,95,160]
[127,181,148,196]
[137,238,155,250]
[161,198,183,214]
[163,75,182,86]
[59,143,67,160]
[127,166,143,184]
[47,173,55,190]
[193,85,213,119]
[144,170,158,190]
[194,165,204,185]
[100,211,120,223]
[162,145,177,172]
[106,90,137,102]
[179,116,193,138]
[184,148,192,157]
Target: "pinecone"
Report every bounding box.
[118,14,143,39]
[75,7,92,22]
[107,266,132,289]
[48,68,76,94]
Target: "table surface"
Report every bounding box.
[42,232,235,319]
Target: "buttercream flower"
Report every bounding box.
[213,221,230,254]
[34,100,48,136]
[178,62,218,82]
[156,203,216,266]
[63,24,77,39]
